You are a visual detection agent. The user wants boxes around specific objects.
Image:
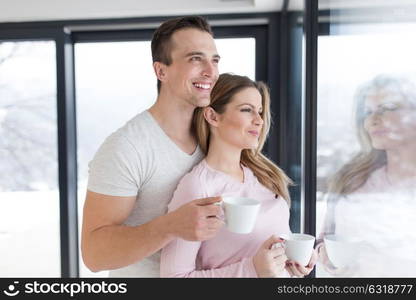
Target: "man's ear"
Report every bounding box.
[153,61,167,82]
[203,107,220,127]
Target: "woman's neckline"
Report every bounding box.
[202,159,247,184]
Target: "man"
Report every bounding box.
[81,16,223,277]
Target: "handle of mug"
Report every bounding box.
[213,201,226,223]
[271,238,286,250]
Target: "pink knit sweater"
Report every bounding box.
[160,159,291,277]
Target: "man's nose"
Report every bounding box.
[202,61,217,78]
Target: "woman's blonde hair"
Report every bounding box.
[327,75,416,197]
[193,73,293,205]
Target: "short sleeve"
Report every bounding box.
[87,133,144,197]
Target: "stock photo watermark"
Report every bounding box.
[2,280,127,297]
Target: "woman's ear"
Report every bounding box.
[153,61,167,82]
[203,107,220,127]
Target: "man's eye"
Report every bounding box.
[191,56,201,61]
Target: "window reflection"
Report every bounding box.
[316,22,416,278]
[318,75,416,277]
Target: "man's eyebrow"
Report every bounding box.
[185,51,221,59]
[185,51,204,57]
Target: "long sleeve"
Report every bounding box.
[160,171,258,278]
[316,193,340,244]
[161,236,257,277]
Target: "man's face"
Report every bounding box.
[161,28,220,108]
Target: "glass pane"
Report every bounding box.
[75,41,153,278]
[75,38,255,277]
[316,1,416,277]
[0,41,60,277]
[215,38,255,80]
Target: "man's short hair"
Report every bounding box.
[151,16,213,93]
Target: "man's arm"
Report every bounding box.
[81,190,222,272]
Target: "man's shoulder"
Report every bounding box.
[117,110,154,139]
[91,111,153,160]
[107,110,158,150]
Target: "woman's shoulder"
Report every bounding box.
[354,165,388,193]
[168,161,209,211]
[176,160,208,187]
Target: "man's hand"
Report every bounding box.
[166,196,224,241]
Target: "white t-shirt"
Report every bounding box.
[87,110,204,277]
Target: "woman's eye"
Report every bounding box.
[382,103,399,111]
[241,108,252,112]
[364,110,372,117]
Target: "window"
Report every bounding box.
[316,2,416,277]
[0,41,60,277]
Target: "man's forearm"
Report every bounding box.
[82,214,174,272]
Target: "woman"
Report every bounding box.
[317,75,416,277]
[161,73,317,277]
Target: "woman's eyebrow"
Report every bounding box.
[237,103,263,109]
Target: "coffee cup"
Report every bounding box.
[216,196,261,234]
[324,234,360,268]
[274,233,315,266]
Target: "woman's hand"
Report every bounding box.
[253,235,287,278]
[285,247,318,277]
[317,242,356,276]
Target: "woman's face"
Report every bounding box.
[214,87,264,150]
[363,90,416,150]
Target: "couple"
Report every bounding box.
[81,16,317,278]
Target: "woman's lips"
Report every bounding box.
[248,130,259,136]
[371,129,389,136]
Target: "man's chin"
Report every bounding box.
[195,97,211,108]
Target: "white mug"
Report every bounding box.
[274,233,315,266]
[216,196,261,234]
[324,234,360,268]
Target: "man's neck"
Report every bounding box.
[148,94,197,154]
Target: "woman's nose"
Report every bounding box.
[254,113,263,126]
[368,111,382,125]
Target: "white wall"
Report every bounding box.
[2,0,414,24]
[0,0,282,23]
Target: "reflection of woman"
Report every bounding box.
[318,75,416,277]
[161,74,317,277]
